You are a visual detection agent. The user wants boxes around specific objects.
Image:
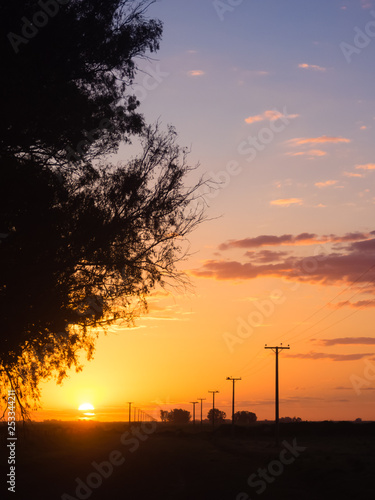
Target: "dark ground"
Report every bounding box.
[1,421,374,500]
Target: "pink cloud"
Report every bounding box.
[298,63,326,72]
[192,234,375,289]
[245,109,299,124]
[343,172,363,178]
[218,231,370,250]
[244,250,290,263]
[355,163,375,170]
[187,70,205,77]
[315,180,338,188]
[360,0,372,9]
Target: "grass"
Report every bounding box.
[1,421,374,499]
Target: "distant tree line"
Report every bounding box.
[160,408,258,425]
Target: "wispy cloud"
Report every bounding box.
[245,109,299,124]
[343,172,364,178]
[315,180,338,188]
[286,352,373,361]
[360,0,373,9]
[270,198,303,207]
[287,136,351,146]
[286,149,327,158]
[313,337,375,346]
[187,70,205,77]
[355,163,375,170]
[218,231,370,250]
[298,63,326,72]
[333,300,375,309]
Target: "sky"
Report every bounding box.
[35,0,375,422]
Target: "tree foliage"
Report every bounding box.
[160,410,169,422]
[207,408,226,425]
[166,408,191,425]
[1,0,162,163]
[0,125,205,417]
[0,1,206,418]
[234,411,257,424]
[279,416,302,423]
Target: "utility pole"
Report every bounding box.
[264,343,290,445]
[208,390,219,430]
[190,401,198,425]
[128,402,133,424]
[197,398,206,428]
[226,377,241,431]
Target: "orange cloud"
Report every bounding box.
[343,172,364,178]
[298,63,326,72]
[187,70,205,77]
[245,110,299,124]
[286,149,327,157]
[355,163,375,170]
[315,180,338,188]
[270,198,303,207]
[287,136,351,146]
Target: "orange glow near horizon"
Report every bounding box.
[33,263,375,423]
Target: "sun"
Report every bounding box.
[78,402,95,411]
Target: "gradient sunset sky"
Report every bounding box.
[36,0,375,422]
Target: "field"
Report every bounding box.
[1,421,374,499]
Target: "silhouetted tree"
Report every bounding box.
[0,2,207,418]
[234,411,257,424]
[207,408,226,425]
[1,0,162,163]
[0,124,205,418]
[167,409,191,425]
[279,416,302,423]
[160,410,169,422]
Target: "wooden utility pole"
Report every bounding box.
[128,402,133,424]
[190,401,198,425]
[264,344,290,445]
[197,398,206,428]
[226,377,241,430]
[208,390,219,430]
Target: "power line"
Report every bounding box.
[275,266,375,344]
[235,269,375,381]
